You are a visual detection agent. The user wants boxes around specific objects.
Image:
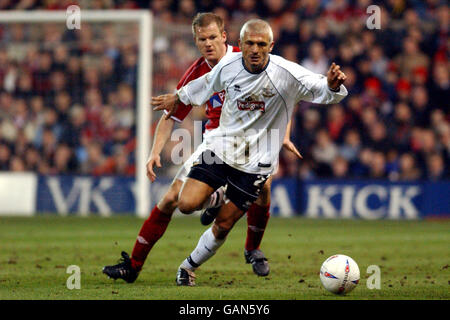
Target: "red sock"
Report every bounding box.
[245,203,270,252]
[130,205,171,271]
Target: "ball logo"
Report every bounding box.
[337,260,351,294]
[324,272,337,279]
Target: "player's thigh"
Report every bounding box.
[178,150,227,212]
[255,175,272,206]
[225,166,270,212]
[179,177,215,210]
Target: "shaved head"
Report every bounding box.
[239,19,274,73]
[239,19,273,43]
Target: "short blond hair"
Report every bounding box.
[239,19,273,43]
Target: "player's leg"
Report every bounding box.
[102,178,182,282]
[178,177,216,214]
[244,175,272,276]
[177,149,227,214]
[176,200,245,286]
[102,145,221,282]
[199,175,272,276]
[129,178,181,271]
[177,166,269,285]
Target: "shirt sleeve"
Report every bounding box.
[290,62,348,105]
[177,56,230,107]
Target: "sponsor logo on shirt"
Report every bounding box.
[208,91,225,109]
[237,94,265,113]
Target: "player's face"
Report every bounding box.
[239,31,274,73]
[194,23,227,67]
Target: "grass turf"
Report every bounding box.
[0,216,448,300]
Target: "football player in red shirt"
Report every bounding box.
[103,12,302,283]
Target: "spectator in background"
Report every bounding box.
[369,151,387,179]
[416,129,439,172]
[394,37,429,79]
[81,141,106,175]
[332,156,350,179]
[10,155,26,172]
[410,86,431,127]
[398,153,421,180]
[294,108,320,155]
[429,63,449,108]
[53,143,77,174]
[367,121,390,151]
[301,40,328,75]
[339,129,361,164]
[326,104,347,143]
[312,129,338,177]
[390,102,413,152]
[24,146,40,171]
[426,152,446,180]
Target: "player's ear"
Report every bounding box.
[238,39,242,50]
[269,41,274,53]
[222,31,227,42]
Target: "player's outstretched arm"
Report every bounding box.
[282,119,303,159]
[291,60,348,105]
[146,114,175,182]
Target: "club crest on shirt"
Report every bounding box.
[261,85,275,98]
[237,94,265,113]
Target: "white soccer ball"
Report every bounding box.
[319,254,360,295]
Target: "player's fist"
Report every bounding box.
[146,154,162,182]
[327,62,347,91]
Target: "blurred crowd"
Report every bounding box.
[0,0,448,181]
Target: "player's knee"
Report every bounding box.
[178,198,197,214]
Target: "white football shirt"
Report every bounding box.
[177,52,348,174]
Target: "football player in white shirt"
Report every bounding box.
[152,19,348,286]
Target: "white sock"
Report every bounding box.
[201,186,225,209]
[180,227,225,271]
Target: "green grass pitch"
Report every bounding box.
[0,215,448,300]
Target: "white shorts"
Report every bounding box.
[174,140,208,182]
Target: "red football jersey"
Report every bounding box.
[167,45,240,131]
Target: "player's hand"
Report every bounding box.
[152,93,179,120]
[327,62,347,91]
[146,154,162,182]
[283,140,303,159]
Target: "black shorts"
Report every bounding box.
[187,150,269,211]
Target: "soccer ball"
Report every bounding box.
[319,254,360,295]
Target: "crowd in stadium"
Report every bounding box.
[0,0,448,181]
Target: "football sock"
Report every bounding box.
[201,186,225,209]
[245,203,270,252]
[130,205,172,271]
[180,227,225,271]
